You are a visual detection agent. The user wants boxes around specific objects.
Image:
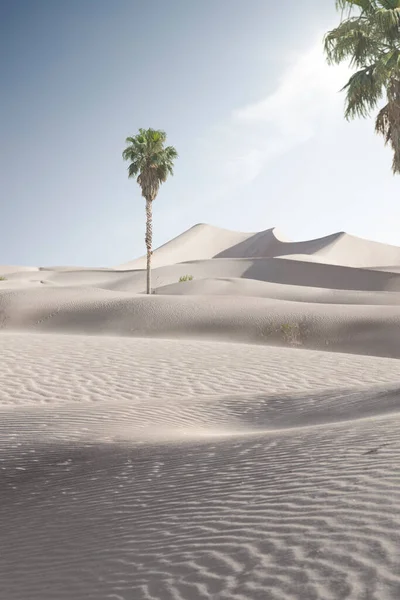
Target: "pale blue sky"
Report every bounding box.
[1,0,399,267]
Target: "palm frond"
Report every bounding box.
[336,0,377,14]
[374,7,400,30]
[342,65,385,117]
[156,164,169,182]
[324,18,380,66]
[122,146,135,161]
[128,161,141,178]
[381,48,400,70]
[377,0,400,10]
[165,146,179,160]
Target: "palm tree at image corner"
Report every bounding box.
[122,128,178,294]
[324,0,400,174]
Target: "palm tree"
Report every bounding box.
[122,129,178,294]
[324,0,400,173]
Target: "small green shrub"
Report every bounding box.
[280,323,302,346]
[179,274,193,282]
[262,320,310,347]
[0,276,7,281]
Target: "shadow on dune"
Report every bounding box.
[1,290,400,358]
[1,388,400,600]
[215,229,343,260]
[242,258,400,292]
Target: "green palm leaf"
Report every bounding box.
[342,65,385,117]
[325,0,400,173]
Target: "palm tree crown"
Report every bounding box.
[122,128,178,200]
[324,0,400,173]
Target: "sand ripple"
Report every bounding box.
[0,335,399,599]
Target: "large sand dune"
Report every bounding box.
[117,223,400,269]
[1,223,400,600]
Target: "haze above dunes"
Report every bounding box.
[1,223,400,600]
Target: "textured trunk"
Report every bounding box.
[375,78,400,175]
[389,79,400,175]
[145,198,153,294]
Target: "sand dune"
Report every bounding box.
[1,224,400,599]
[0,265,40,274]
[118,223,400,269]
[157,276,400,303]
[0,287,400,358]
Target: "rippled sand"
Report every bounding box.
[1,224,400,599]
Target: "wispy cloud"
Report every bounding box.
[203,36,351,194]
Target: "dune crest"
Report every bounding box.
[117,223,400,269]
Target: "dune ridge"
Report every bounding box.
[118,223,400,269]
[1,223,400,599]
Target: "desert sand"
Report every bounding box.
[0,223,399,600]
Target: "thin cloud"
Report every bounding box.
[204,36,351,194]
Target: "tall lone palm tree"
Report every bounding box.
[324,0,400,173]
[123,129,178,294]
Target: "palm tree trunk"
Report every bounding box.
[145,198,152,294]
[375,80,400,175]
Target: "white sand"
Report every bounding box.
[1,223,400,600]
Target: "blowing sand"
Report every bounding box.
[0,224,399,600]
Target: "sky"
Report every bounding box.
[1,0,399,267]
